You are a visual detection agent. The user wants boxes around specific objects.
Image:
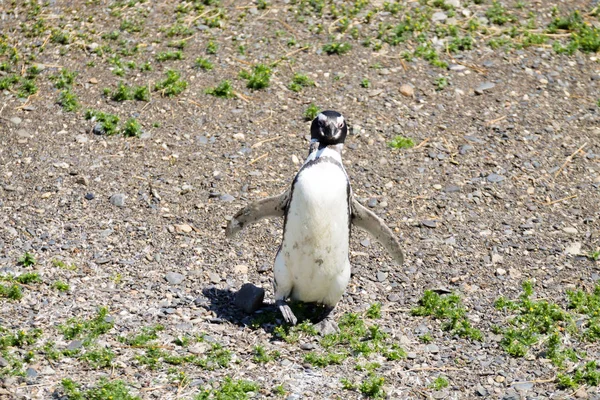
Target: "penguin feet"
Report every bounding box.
[276,300,298,325]
[314,318,339,336]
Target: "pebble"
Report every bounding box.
[360,238,371,247]
[89,77,98,84]
[487,173,505,183]
[10,116,22,125]
[432,11,448,22]
[565,242,582,255]
[174,224,193,233]
[424,343,439,353]
[234,283,265,313]
[93,123,105,135]
[495,268,506,276]
[234,264,248,274]
[84,193,95,200]
[368,198,378,208]
[76,176,89,186]
[449,64,466,72]
[66,340,83,350]
[407,352,418,359]
[376,271,388,282]
[300,343,315,350]
[209,272,221,283]
[399,84,415,97]
[165,272,185,285]
[512,382,533,391]
[475,82,495,95]
[476,385,488,396]
[291,155,299,165]
[26,367,38,378]
[562,227,578,234]
[233,133,245,141]
[75,134,89,143]
[422,220,437,228]
[459,144,473,155]
[110,193,126,207]
[219,193,235,202]
[0,356,8,368]
[388,293,401,302]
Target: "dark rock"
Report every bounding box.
[93,123,105,135]
[26,367,38,378]
[0,356,8,368]
[234,283,265,313]
[84,193,95,200]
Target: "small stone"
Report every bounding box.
[26,367,38,378]
[300,343,315,350]
[291,155,299,165]
[234,264,248,274]
[566,242,582,255]
[492,254,503,264]
[574,386,588,399]
[233,133,245,141]
[66,340,83,351]
[487,173,505,183]
[174,224,193,233]
[449,64,466,72]
[360,238,371,247]
[475,385,488,396]
[376,271,388,282]
[399,84,415,97]
[209,272,221,283]
[495,268,507,276]
[219,193,235,202]
[422,220,437,228]
[10,116,22,125]
[0,356,8,368]
[76,176,89,186]
[53,162,70,169]
[432,11,447,22]
[495,376,505,383]
[93,123,105,135]
[407,352,417,359]
[563,227,578,234]
[424,343,439,353]
[84,193,95,200]
[110,193,126,207]
[433,184,443,190]
[388,293,401,302]
[89,77,98,84]
[368,198,378,208]
[165,272,185,285]
[475,82,495,95]
[459,144,473,155]
[234,283,265,314]
[512,382,533,391]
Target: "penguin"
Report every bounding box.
[226,110,404,333]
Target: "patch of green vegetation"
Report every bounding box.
[119,325,164,347]
[121,118,142,137]
[252,345,280,364]
[59,89,80,112]
[239,63,272,90]
[434,76,448,91]
[133,85,150,101]
[359,373,385,398]
[154,70,187,97]
[156,50,183,62]
[194,57,214,70]
[110,82,133,101]
[557,361,600,389]
[50,29,70,44]
[0,328,42,350]
[486,1,517,25]
[304,350,347,367]
[366,302,382,319]
[288,72,315,92]
[547,11,600,54]
[414,42,447,68]
[323,41,352,55]
[120,18,144,33]
[412,290,483,341]
[566,285,600,341]
[168,39,187,49]
[61,378,140,400]
[79,347,115,369]
[18,252,36,267]
[58,306,114,344]
[195,377,259,400]
[304,103,320,121]
[590,250,600,261]
[0,74,20,90]
[140,62,153,72]
[388,136,415,149]
[85,110,120,135]
[360,78,371,88]
[206,40,218,54]
[52,259,77,270]
[14,272,41,284]
[205,80,235,98]
[449,35,473,52]
[0,284,23,300]
[53,281,70,292]
[419,333,433,343]
[165,23,193,37]
[430,375,449,390]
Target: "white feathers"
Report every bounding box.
[274,157,351,306]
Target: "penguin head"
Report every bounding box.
[310,110,348,145]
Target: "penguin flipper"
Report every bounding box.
[225,190,290,237]
[351,198,404,265]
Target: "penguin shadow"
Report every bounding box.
[200,286,328,334]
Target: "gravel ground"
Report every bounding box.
[1,0,600,399]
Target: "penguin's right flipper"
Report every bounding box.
[225,190,290,237]
[351,198,404,265]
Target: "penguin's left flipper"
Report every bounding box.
[351,198,404,265]
[225,190,290,237]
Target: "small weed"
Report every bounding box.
[0,284,23,300]
[53,281,70,292]
[239,64,272,90]
[252,344,280,364]
[121,118,142,137]
[366,303,382,319]
[412,290,483,341]
[140,62,153,71]
[156,50,183,62]
[85,110,120,135]
[272,384,285,395]
[119,325,164,347]
[194,57,214,70]
[58,89,79,112]
[18,252,36,267]
[61,378,140,400]
[52,259,77,270]
[288,72,314,92]
[111,82,133,101]
[304,103,320,120]
[388,136,415,149]
[359,373,385,398]
[0,74,19,90]
[486,1,517,25]
[205,80,235,98]
[434,76,448,91]
[0,328,42,349]
[419,333,434,343]
[195,377,259,400]
[154,70,187,97]
[58,306,114,343]
[323,41,352,55]
[80,347,115,369]
[430,375,449,390]
[14,272,41,284]
[557,361,600,389]
[304,351,347,367]
[206,40,218,54]
[134,85,150,101]
[360,78,371,88]
[165,23,193,37]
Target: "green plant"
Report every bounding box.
[111,82,133,101]
[304,103,320,120]
[121,118,142,137]
[206,40,218,54]
[360,78,371,88]
[419,333,433,343]
[18,252,36,267]
[133,85,150,101]
[0,284,23,300]
[366,303,382,319]
[252,345,280,364]
[430,375,449,390]
[239,64,272,90]
[288,72,315,92]
[156,50,183,62]
[59,89,80,112]
[412,290,483,341]
[52,259,77,270]
[323,41,352,55]
[0,328,42,349]
[486,1,516,25]
[61,378,140,400]
[53,281,70,292]
[119,325,164,347]
[434,76,448,91]
[80,347,115,369]
[359,373,385,398]
[205,80,235,98]
[154,70,188,97]
[58,306,114,343]
[195,377,259,400]
[195,57,214,70]
[14,272,41,284]
[304,351,347,367]
[85,110,120,135]
[388,136,415,149]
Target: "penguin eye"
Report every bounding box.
[337,122,344,129]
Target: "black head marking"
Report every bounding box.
[310,110,348,145]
